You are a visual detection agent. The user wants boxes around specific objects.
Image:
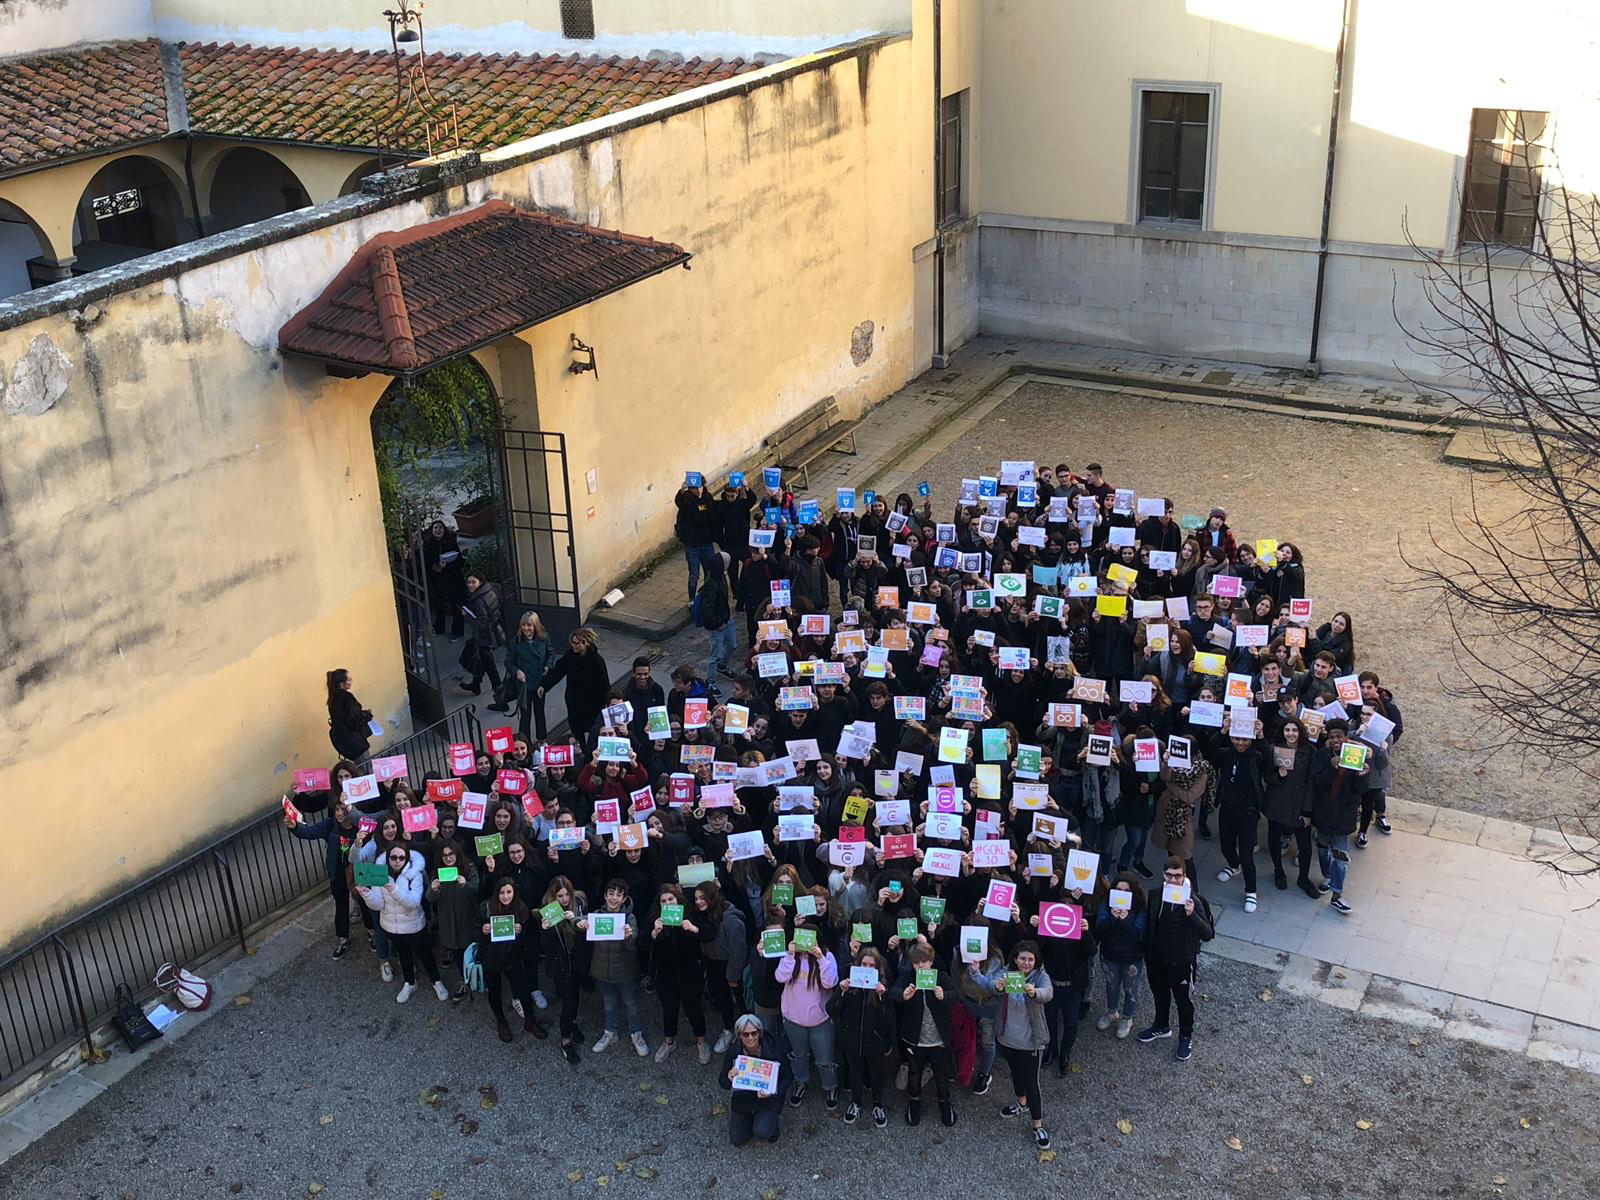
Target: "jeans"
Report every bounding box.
[685,543,717,601]
[729,1107,780,1145]
[1218,805,1259,892]
[706,621,739,681]
[1114,822,1148,871]
[973,1006,999,1078]
[1102,960,1143,1018]
[1148,958,1195,1039]
[598,978,644,1035]
[783,1018,838,1091]
[1318,832,1352,894]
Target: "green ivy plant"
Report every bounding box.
[371,358,503,552]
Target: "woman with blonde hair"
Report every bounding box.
[501,609,552,741]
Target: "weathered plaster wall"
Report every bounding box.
[0,36,923,951]
[0,0,155,55]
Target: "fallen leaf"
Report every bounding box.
[616,1162,630,1172]
[1409,1036,1422,1046]
[1036,1149,1057,1162]
[1334,970,1347,979]
[307,1187,323,1197]
[639,1082,652,1092]
[1519,1117,1531,1130]
[1301,1074,1314,1085]
[455,1117,479,1136]
[568,1171,584,1183]
[1258,988,1274,1002]
[1355,1119,1373,1131]
[1069,1061,1083,1074]
[633,1168,658,1181]
[1492,1178,1507,1187]
[318,1114,334,1127]
[233,995,252,1007]
[1199,993,1212,1001]
[420,1087,446,1108]
[709,1103,726,1117]
[480,1086,499,1110]
[597,1176,609,1189]
[430,1192,444,1200]
[1116,1118,1133,1135]
[655,1095,670,1106]
[1226,1136,1243,1151]
[426,1015,442,1029]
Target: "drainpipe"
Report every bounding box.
[160,43,207,239]
[1306,0,1352,374]
[931,0,948,369]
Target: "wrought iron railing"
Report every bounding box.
[0,704,482,1098]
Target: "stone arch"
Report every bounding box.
[71,154,193,270]
[338,158,385,197]
[0,198,52,298]
[206,146,314,233]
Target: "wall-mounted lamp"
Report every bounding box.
[569,334,598,379]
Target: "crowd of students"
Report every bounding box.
[290,459,1400,1149]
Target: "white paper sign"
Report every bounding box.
[971,839,1010,868]
[923,847,963,877]
[1065,849,1100,890]
[727,831,766,861]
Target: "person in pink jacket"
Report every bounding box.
[775,933,839,1108]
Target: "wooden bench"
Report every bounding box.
[764,396,861,489]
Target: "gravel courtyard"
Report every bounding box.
[911,380,1574,829]
[2,935,1594,1200]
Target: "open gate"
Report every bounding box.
[390,537,450,727]
[487,428,583,647]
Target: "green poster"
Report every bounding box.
[474,833,504,857]
[1016,745,1041,775]
[1005,971,1027,995]
[539,901,564,927]
[353,862,388,887]
[489,915,516,942]
[646,706,671,737]
[851,922,873,944]
[436,866,460,884]
[678,862,716,887]
[896,917,918,941]
[982,727,1009,761]
[761,929,788,957]
[772,884,795,907]
[793,928,818,953]
[919,896,946,925]
[661,903,684,926]
[915,967,937,991]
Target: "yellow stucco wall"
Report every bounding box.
[0,37,925,952]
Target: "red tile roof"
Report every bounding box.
[0,40,753,175]
[179,43,751,153]
[278,200,690,373]
[0,40,169,173]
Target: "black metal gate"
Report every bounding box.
[390,537,449,727]
[486,428,582,646]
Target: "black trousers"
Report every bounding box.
[1000,1044,1043,1121]
[328,870,352,940]
[1148,958,1195,1039]
[552,975,582,1042]
[467,640,503,692]
[906,1043,952,1101]
[1044,982,1082,1063]
[391,928,441,985]
[705,971,738,1033]
[1218,805,1259,892]
[516,686,549,743]
[1269,818,1314,882]
[486,964,535,1028]
[1359,788,1388,833]
[842,1046,892,1105]
[657,972,707,1040]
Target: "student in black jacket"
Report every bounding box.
[325,668,373,762]
[894,943,958,1127]
[829,946,898,1126]
[1139,856,1213,1062]
[676,478,719,602]
[716,481,757,593]
[1211,728,1272,909]
[540,629,611,754]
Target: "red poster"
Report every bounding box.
[882,833,916,860]
[542,744,575,769]
[594,799,621,827]
[281,793,302,823]
[485,726,514,754]
[448,743,476,776]
[293,768,330,794]
[838,824,866,843]
[668,777,695,806]
[495,769,529,795]
[371,755,408,782]
[629,786,656,817]
[402,803,438,833]
[426,778,464,804]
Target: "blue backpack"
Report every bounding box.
[461,943,487,994]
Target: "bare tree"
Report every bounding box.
[1403,162,1600,878]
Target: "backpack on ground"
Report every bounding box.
[462,943,487,994]
[153,963,213,1011]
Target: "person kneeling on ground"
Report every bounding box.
[720,1013,792,1145]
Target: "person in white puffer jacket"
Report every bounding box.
[358,843,448,1004]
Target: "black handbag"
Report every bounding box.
[112,983,163,1051]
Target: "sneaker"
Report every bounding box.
[843,1102,860,1125]
[655,1040,675,1064]
[331,938,349,960]
[380,961,394,984]
[1330,896,1353,915]
[592,1031,617,1054]
[561,1042,580,1066]
[511,999,524,1019]
[1356,832,1369,848]
[824,1088,839,1111]
[1377,816,1392,835]
[872,1106,888,1128]
[631,1033,649,1057]
[1035,1127,1052,1148]
[1136,1025,1172,1044]
[1116,1017,1134,1040]
[1317,880,1332,894]
[1132,860,1154,880]
[1216,867,1235,884]
[1095,1013,1114,1032]
[697,1042,712,1065]
[972,1072,990,1095]
[1174,1036,1193,1062]
[1243,893,1258,913]
[713,1030,733,1054]
[788,1083,808,1108]
[433,980,450,1001]
[532,990,550,1010]
[641,976,656,994]
[895,1063,909,1091]
[1001,1103,1022,1118]
[395,982,417,1004]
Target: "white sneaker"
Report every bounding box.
[1216,867,1235,883]
[712,1030,733,1054]
[593,1031,617,1053]
[1095,1013,1114,1032]
[697,1041,712,1065]
[395,982,417,1004]
[511,999,524,1019]
[380,961,394,984]
[1116,1017,1134,1039]
[1243,893,1258,913]
[655,1040,676,1063]
[631,1033,650,1057]
[433,980,450,1001]
[532,990,550,1010]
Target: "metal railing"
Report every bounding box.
[0,704,482,1098]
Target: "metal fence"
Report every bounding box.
[0,704,482,1098]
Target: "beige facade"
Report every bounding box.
[0,34,929,953]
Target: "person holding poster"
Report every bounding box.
[477,879,549,1042]
[357,843,448,1005]
[974,941,1055,1148]
[1355,671,1402,841]
[583,879,648,1058]
[895,943,958,1128]
[283,794,363,961]
[1138,858,1213,1062]
[1264,719,1317,895]
[1262,540,1305,604]
[649,884,713,1065]
[827,947,896,1127]
[1094,875,1148,1040]
[775,920,841,1109]
[538,876,591,1065]
[693,882,749,1054]
[1211,729,1272,913]
[1307,610,1357,672]
[1309,721,1381,916]
[720,1014,791,1145]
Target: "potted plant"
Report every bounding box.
[453,459,497,538]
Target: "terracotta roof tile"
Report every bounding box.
[180,43,753,153]
[278,200,690,373]
[0,39,169,172]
